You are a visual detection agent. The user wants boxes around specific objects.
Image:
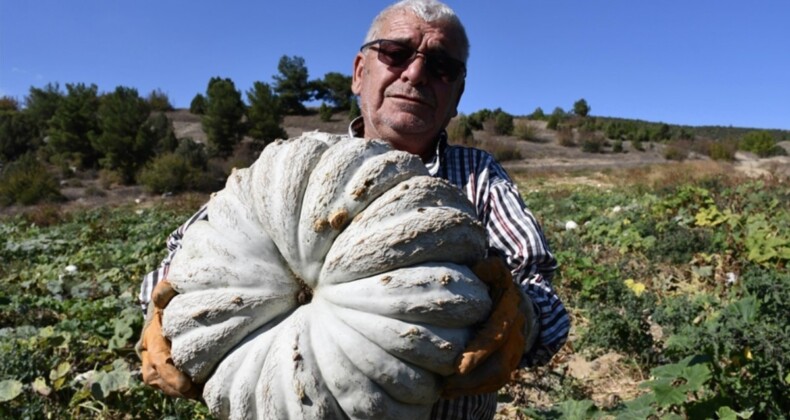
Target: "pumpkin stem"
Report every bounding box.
[295,276,313,305]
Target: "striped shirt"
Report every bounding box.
[139,121,570,420]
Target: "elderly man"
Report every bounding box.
[138,0,569,419]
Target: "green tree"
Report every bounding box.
[202,77,245,157]
[190,94,206,114]
[138,112,179,155]
[273,55,311,115]
[47,83,101,168]
[245,81,287,149]
[91,86,152,183]
[314,72,353,110]
[0,96,20,111]
[528,107,545,120]
[23,83,63,143]
[547,107,565,130]
[573,98,590,117]
[147,89,174,112]
[0,109,37,162]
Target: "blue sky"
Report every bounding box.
[2,0,788,130]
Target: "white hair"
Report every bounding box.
[364,0,469,62]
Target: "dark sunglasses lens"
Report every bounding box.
[377,42,414,66]
[373,40,464,82]
[427,55,463,81]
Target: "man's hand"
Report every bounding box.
[441,256,529,399]
[139,280,201,399]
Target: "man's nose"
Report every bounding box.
[400,53,430,86]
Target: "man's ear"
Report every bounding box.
[352,53,365,95]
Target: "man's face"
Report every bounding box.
[352,11,465,159]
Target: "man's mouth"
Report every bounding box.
[385,87,436,108]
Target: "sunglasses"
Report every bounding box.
[360,39,466,83]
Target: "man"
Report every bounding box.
[139,1,569,419]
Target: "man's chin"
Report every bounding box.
[382,113,436,136]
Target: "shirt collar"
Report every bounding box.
[348,117,447,176]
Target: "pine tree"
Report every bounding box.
[202,77,245,157]
[47,83,101,168]
[273,55,311,115]
[246,81,287,149]
[91,86,152,183]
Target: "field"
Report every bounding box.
[2,154,789,418]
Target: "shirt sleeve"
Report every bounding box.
[481,163,570,367]
[138,205,209,312]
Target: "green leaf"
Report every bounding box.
[651,380,686,408]
[681,363,711,391]
[614,394,655,420]
[0,379,24,402]
[556,399,597,420]
[718,407,738,420]
[49,361,71,381]
[91,367,132,399]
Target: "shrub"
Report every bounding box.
[467,109,492,130]
[739,130,782,157]
[98,168,124,189]
[708,139,737,161]
[137,152,214,194]
[581,136,605,153]
[493,110,514,135]
[446,115,474,145]
[319,103,333,122]
[612,139,624,153]
[663,140,691,161]
[557,126,575,147]
[513,121,539,142]
[487,141,522,161]
[0,153,64,206]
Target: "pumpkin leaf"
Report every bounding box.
[649,379,686,408]
[0,379,24,402]
[49,361,70,381]
[90,364,132,399]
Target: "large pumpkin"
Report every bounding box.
[162,133,492,419]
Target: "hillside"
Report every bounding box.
[169,108,790,178]
[4,108,789,218]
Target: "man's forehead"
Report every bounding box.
[378,11,461,52]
